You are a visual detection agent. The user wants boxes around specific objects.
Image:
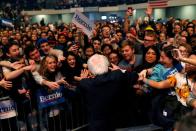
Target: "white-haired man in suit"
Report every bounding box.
[79,54,139,131]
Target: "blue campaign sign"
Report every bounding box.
[36,86,65,109]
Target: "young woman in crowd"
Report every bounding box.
[61,52,84,86]
[38,55,68,131]
[133,45,160,125]
[39,55,66,87]
[60,52,86,129]
[135,45,160,73]
[177,43,192,67]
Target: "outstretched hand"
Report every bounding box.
[138,74,145,82]
[80,69,89,79]
[109,63,120,71]
[56,77,68,85]
[46,81,60,90]
[23,64,36,72]
[58,55,66,62]
[139,69,147,79]
[11,61,25,70]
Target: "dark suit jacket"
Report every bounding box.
[79,70,138,131]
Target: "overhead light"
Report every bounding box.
[101,16,107,20]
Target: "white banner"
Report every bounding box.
[72,10,94,38]
[0,99,17,119]
[1,19,14,28]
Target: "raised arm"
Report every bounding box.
[173,49,196,66]
[0,61,24,70]
[145,5,153,21]
[3,65,33,80]
[180,57,196,66]
[49,48,65,62]
[32,71,60,90]
[124,8,133,33]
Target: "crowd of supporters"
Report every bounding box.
[0,5,196,131]
[0,0,148,10]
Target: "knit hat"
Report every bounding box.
[36,38,48,47]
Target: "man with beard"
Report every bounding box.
[118,40,143,72]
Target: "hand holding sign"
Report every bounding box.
[72,10,95,38]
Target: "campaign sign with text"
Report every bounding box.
[1,19,14,27]
[72,10,94,38]
[36,86,65,109]
[0,98,17,119]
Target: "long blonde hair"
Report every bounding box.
[39,55,58,79]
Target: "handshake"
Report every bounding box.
[134,69,151,94]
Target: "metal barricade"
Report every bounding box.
[0,89,88,131]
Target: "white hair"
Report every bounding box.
[87,54,110,76]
